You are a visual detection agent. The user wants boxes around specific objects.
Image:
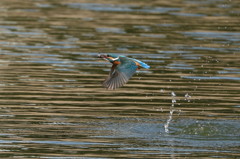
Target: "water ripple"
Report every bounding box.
[67,3,180,13]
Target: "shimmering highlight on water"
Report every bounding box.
[0,0,239,158]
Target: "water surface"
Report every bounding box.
[0,0,239,158]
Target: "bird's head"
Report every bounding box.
[98,54,120,63]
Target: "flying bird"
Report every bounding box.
[98,54,150,90]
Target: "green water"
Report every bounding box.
[0,0,239,158]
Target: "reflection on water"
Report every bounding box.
[0,0,239,158]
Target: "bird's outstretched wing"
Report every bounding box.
[130,58,150,69]
[103,56,138,90]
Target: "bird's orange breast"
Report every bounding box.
[113,61,121,65]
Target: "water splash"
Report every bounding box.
[164,91,176,133]
[185,93,192,102]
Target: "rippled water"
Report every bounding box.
[0,0,239,158]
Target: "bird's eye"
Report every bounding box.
[107,55,109,57]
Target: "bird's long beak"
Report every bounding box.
[98,54,107,59]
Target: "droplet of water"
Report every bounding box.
[185,93,192,102]
[171,91,176,97]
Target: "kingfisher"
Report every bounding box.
[98,54,150,90]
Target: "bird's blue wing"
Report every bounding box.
[103,56,138,90]
[130,58,150,69]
